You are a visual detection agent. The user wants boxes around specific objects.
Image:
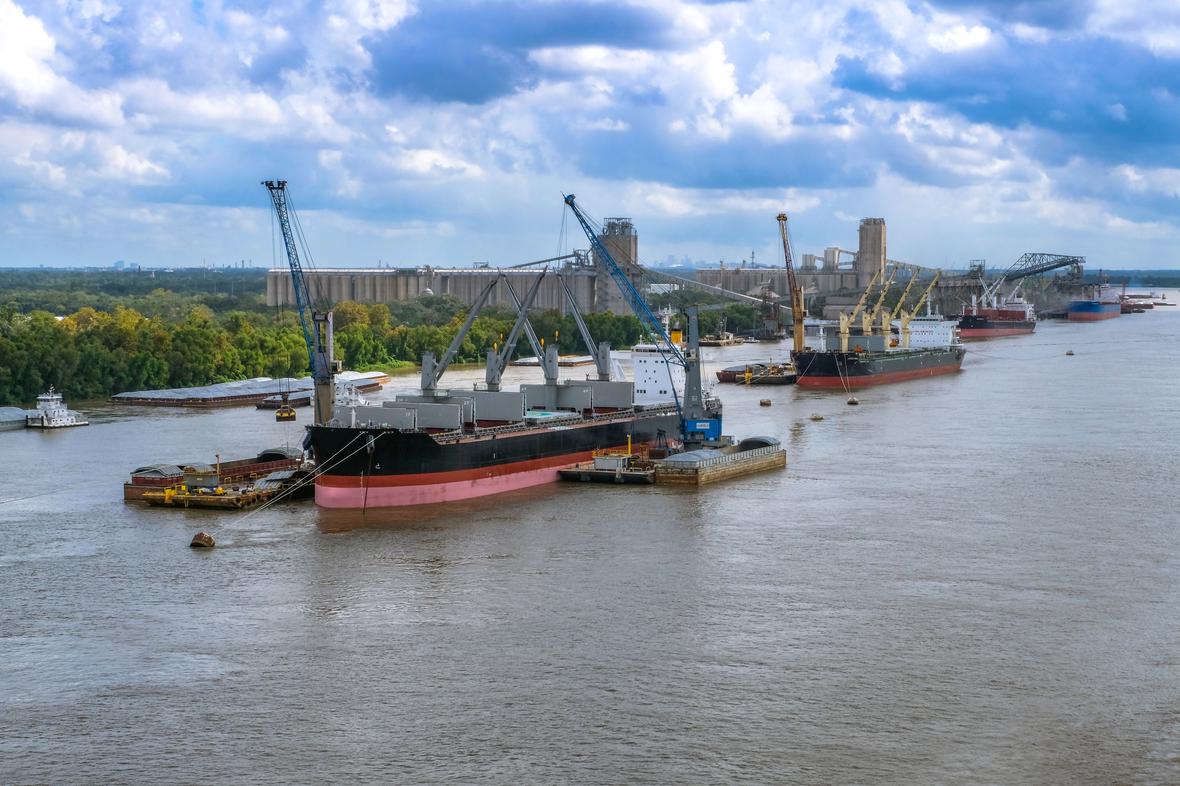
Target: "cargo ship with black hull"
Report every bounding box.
[310,403,679,508]
[306,267,699,508]
[794,267,964,390]
[794,344,964,389]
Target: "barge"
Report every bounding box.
[124,447,303,501]
[111,371,387,408]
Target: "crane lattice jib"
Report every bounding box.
[1002,253,1085,282]
[777,214,800,309]
[263,180,317,371]
[563,194,685,366]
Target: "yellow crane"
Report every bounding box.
[776,212,806,356]
[839,267,883,352]
[898,270,941,348]
[863,266,898,336]
[890,266,921,319]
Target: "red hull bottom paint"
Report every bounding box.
[315,448,610,508]
[1068,311,1120,322]
[797,362,963,389]
[960,327,1035,339]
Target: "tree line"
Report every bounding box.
[0,291,649,406]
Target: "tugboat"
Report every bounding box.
[26,387,89,429]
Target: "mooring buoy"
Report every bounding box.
[190,531,215,548]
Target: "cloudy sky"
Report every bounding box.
[2,0,1179,270]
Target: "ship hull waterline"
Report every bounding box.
[794,348,965,390]
[959,326,1035,339]
[308,410,680,509]
[1067,301,1121,322]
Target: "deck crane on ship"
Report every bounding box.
[838,267,883,353]
[563,193,722,450]
[896,270,942,348]
[263,180,339,427]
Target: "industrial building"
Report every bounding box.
[697,217,888,298]
[267,258,600,314]
[266,215,891,315]
[266,218,645,315]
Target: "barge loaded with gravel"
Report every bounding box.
[110,371,388,408]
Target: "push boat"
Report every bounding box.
[26,387,88,429]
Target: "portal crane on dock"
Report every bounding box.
[563,193,720,449]
[776,212,806,356]
[262,180,338,426]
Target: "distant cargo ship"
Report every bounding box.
[958,292,1036,339]
[1068,285,1121,322]
[1067,300,1121,321]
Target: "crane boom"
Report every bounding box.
[262,180,336,426]
[420,275,500,393]
[563,193,722,448]
[486,272,549,391]
[891,267,920,319]
[909,270,941,317]
[562,194,685,366]
[848,267,883,323]
[557,273,610,380]
[776,212,805,355]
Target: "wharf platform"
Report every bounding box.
[559,437,785,487]
[654,439,786,485]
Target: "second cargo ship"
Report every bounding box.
[793,316,965,389]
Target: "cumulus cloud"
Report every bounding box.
[0,0,1178,268]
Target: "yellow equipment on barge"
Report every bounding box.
[143,484,277,510]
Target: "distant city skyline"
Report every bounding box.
[2,0,1179,270]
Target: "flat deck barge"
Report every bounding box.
[560,437,785,487]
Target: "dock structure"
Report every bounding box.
[559,437,786,488]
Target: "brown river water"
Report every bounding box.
[2,299,1179,784]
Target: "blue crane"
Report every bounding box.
[263,180,338,426]
[562,193,721,448]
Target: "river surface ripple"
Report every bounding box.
[2,302,1179,784]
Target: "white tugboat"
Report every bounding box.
[26,387,89,429]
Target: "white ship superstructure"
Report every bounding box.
[894,315,962,349]
[630,343,686,407]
